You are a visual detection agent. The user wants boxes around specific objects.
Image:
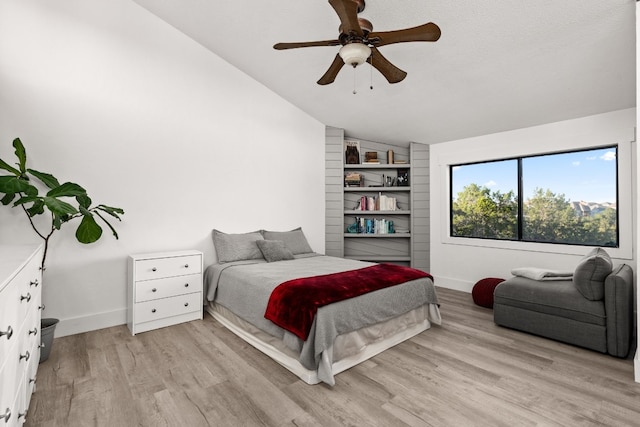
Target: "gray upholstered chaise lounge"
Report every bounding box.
[494,248,634,358]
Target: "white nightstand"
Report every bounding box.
[127,250,203,335]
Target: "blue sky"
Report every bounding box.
[451,147,617,203]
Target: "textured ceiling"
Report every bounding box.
[133,0,636,144]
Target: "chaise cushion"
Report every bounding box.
[573,248,612,301]
[494,277,605,326]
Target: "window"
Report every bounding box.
[450,146,618,247]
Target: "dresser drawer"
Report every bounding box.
[134,254,202,281]
[134,292,201,324]
[135,274,201,303]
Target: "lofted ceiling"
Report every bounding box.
[133,0,636,145]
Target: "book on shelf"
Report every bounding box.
[347,217,395,234]
[354,193,397,211]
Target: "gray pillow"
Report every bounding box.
[212,229,264,263]
[573,247,612,301]
[256,240,295,263]
[261,227,313,255]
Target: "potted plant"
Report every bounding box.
[0,137,124,362]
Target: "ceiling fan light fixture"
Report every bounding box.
[339,43,371,67]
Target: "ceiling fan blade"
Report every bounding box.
[317,54,345,85]
[367,47,407,84]
[329,0,363,37]
[274,39,342,50]
[369,22,441,47]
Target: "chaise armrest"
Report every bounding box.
[605,264,634,358]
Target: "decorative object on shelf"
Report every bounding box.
[397,168,409,186]
[387,150,394,164]
[364,151,379,163]
[345,139,360,164]
[345,172,364,187]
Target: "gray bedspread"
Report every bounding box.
[204,254,439,385]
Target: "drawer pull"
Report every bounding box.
[39,343,45,349]
[184,264,189,268]
[29,328,38,336]
[20,292,31,303]
[29,377,37,385]
[184,283,189,288]
[0,408,10,422]
[152,267,157,272]
[39,304,46,311]
[184,302,189,307]
[17,410,26,421]
[0,326,13,340]
[19,350,30,362]
[151,309,157,313]
[152,288,157,292]
[30,279,39,287]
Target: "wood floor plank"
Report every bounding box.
[26,287,640,426]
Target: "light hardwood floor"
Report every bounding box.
[26,287,640,426]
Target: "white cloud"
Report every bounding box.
[485,180,497,187]
[572,161,580,166]
[586,156,597,161]
[600,151,616,161]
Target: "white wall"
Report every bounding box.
[431,109,636,292]
[0,0,326,336]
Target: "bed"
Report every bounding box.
[204,228,441,386]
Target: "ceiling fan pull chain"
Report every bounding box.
[370,51,374,90]
[353,66,357,95]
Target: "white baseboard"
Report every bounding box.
[434,276,474,293]
[635,350,640,383]
[50,308,127,338]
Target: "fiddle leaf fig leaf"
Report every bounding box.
[12,138,27,173]
[26,199,45,217]
[28,169,60,189]
[47,182,86,198]
[0,157,20,176]
[0,176,36,194]
[43,197,78,217]
[95,210,119,239]
[96,204,124,219]
[76,214,103,244]
[77,194,92,209]
[0,192,15,205]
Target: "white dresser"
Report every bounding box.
[0,245,43,426]
[127,250,203,335]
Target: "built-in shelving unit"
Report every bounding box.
[325,127,430,272]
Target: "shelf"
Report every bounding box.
[344,233,411,238]
[344,255,411,262]
[345,163,410,169]
[344,210,410,215]
[344,186,411,192]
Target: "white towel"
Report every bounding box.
[511,267,573,281]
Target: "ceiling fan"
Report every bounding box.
[273,0,441,85]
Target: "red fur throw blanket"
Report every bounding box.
[264,263,433,340]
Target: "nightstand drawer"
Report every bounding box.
[134,254,202,282]
[134,292,201,324]
[135,274,201,303]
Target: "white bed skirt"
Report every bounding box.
[206,302,441,385]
